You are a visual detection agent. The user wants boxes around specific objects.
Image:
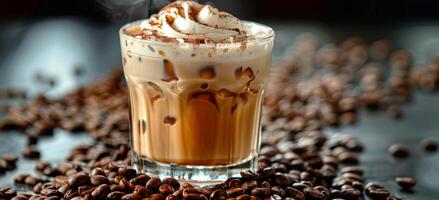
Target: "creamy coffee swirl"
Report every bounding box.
[140,1,246,43]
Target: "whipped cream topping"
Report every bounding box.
[140,1,246,43]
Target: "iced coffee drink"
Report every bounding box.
[120,1,274,183]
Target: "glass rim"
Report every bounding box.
[119,20,275,47]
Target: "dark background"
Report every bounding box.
[1,1,439,199]
[2,0,439,23]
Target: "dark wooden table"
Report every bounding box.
[1,18,439,199]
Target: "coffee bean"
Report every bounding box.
[338,152,359,164]
[91,168,106,176]
[182,188,208,200]
[133,185,148,197]
[210,189,226,200]
[39,188,60,197]
[273,172,291,187]
[0,187,17,199]
[227,178,241,188]
[90,175,110,186]
[91,184,111,199]
[304,187,324,199]
[121,193,142,200]
[24,176,43,187]
[388,144,410,158]
[285,187,305,200]
[2,153,18,167]
[162,177,180,190]
[226,188,245,198]
[368,188,390,199]
[395,177,416,189]
[118,167,137,180]
[241,180,257,192]
[107,191,126,200]
[145,177,161,190]
[340,166,364,176]
[181,182,194,189]
[22,146,40,159]
[251,187,270,198]
[421,139,438,152]
[68,172,90,188]
[78,185,95,196]
[14,173,30,184]
[130,174,150,186]
[165,195,179,200]
[11,195,28,200]
[240,170,258,180]
[341,188,362,199]
[159,184,174,195]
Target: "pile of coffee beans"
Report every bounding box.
[2,34,437,199]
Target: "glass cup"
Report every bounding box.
[120,20,274,184]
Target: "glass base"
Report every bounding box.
[131,152,258,186]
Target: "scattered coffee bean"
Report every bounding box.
[388,144,410,158]
[22,146,40,159]
[421,138,438,152]
[0,187,17,199]
[395,177,416,189]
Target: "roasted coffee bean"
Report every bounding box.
[260,181,271,188]
[210,189,226,200]
[304,187,324,199]
[150,193,165,200]
[11,195,28,200]
[107,191,126,200]
[130,174,150,186]
[182,188,208,200]
[159,184,174,195]
[236,194,252,200]
[388,144,410,158]
[227,178,242,188]
[368,188,390,199]
[338,152,359,164]
[57,184,69,195]
[199,188,212,197]
[133,185,148,197]
[91,184,111,199]
[145,177,161,190]
[162,177,180,190]
[251,187,271,198]
[91,175,110,186]
[341,188,362,199]
[286,187,305,200]
[68,173,90,188]
[121,193,142,200]
[91,168,106,176]
[226,188,245,198]
[421,139,438,152]
[24,176,43,187]
[292,182,310,191]
[118,167,137,180]
[2,153,18,167]
[181,182,194,189]
[395,177,416,189]
[39,188,60,197]
[22,146,40,159]
[240,170,258,180]
[0,187,17,199]
[241,180,257,192]
[273,172,291,187]
[14,173,30,184]
[340,166,364,176]
[78,185,95,196]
